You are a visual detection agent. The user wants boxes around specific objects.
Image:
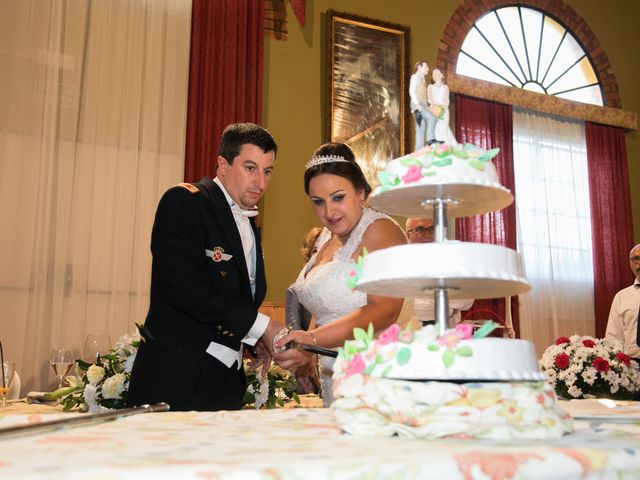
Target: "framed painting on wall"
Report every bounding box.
[325,10,411,188]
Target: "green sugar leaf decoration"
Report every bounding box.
[452,149,469,159]
[353,327,369,346]
[344,343,358,358]
[469,159,486,171]
[442,349,455,368]
[396,347,412,365]
[377,171,400,187]
[345,275,358,290]
[363,363,376,375]
[481,147,501,160]
[456,345,473,357]
[367,321,374,340]
[473,321,499,339]
[432,157,453,167]
[381,365,392,378]
[427,343,440,352]
[400,156,422,167]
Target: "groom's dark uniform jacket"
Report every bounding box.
[127,177,266,411]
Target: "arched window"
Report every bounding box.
[456,6,603,106]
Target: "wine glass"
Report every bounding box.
[0,361,15,407]
[50,349,74,389]
[82,334,112,363]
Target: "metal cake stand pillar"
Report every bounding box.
[421,197,459,336]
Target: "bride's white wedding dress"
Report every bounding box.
[291,208,389,406]
[430,83,459,147]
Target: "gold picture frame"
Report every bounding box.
[325,10,411,188]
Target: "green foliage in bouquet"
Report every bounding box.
[45,332,140,412]
[539,335,640,400]
[243,362,300,409]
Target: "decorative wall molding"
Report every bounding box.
[449,73,637,130]
[436,0,636,129]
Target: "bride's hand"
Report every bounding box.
[273,330,315,370]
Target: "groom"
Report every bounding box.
[409,60,437,150]
[128,123,282,411]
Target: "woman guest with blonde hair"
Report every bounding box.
[275,142,407,405]
[300,226,322,263]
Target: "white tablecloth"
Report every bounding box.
[0,404,639,479]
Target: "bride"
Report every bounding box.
[274,142,407,406]
[428,68,459,147]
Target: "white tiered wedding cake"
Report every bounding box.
[331,143,573,440]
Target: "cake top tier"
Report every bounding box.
[371,143,513,218]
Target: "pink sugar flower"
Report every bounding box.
[345,353,366,377]
[378,324,401,345]
[438,332,460,348]
[435,144,451,155]
[401,165,422,184]
[455,323,473,340]
[398,329,415,343]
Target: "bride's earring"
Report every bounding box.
[360,201,365,210]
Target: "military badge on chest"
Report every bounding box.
[205,247,233,263]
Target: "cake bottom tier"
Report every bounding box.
[333,376,573,440]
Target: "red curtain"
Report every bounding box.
[184,0,265,182]
[585,122,635,338]
[454,95,520,337]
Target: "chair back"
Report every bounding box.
[461,309,515,338]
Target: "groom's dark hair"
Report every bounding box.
[218,123,278,164]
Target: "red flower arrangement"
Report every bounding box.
[540,334,640,400]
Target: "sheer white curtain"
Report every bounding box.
[513,108,595,357]
[0,0,192,392]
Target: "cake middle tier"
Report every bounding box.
[355,241,530,299]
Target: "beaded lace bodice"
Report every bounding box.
[293,208,389,327]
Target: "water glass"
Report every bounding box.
[82,334,112,363]
[1,361,15,406]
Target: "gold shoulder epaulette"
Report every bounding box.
[175,183,199,194]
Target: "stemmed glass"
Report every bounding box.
[0,361,15,407]
[82,334,112,363]
[50,349,74,389]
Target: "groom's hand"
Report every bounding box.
[254,338,272,377]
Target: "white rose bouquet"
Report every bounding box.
[539,334,640,400]
[243,361,299,409]
[46,331,140,412]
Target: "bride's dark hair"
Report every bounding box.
[304,142,372,198]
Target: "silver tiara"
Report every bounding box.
[305,155,350,170]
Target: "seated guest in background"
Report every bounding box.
[406,217,473,326]
[605,243,640,361]
[301,226,323,263]
[128,123,282,412]
[275,142,407,406]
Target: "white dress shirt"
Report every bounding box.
[605,280,640,358]
[206,177,269,368]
